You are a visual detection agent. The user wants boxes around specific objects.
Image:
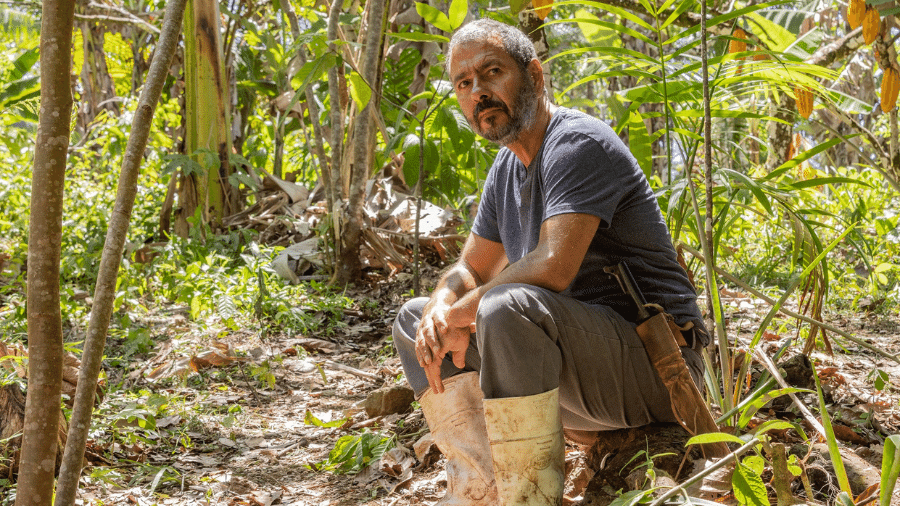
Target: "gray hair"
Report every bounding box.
[446,19,537,74]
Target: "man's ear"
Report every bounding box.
[528,58,545,95]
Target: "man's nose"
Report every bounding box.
[471,77,490,102]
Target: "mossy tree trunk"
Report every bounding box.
[16,0,76,504]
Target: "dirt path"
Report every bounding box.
[69,280,899,506]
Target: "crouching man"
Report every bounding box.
[392,19,708,506]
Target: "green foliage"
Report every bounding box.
[732,454,768,506]
[882,435,900,506]
[311,431,396,474]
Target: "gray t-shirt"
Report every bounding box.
[472,107,706,344]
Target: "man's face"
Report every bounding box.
[449,40,538,145]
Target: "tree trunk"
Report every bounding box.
[176,0,237,237]
[517,7,553,94]
[76,12,119,134]
[335,0,385,285]
[53,2,188,504]
[16,1,76,504]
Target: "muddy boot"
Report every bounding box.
[483,388,564,506]
[419,372,498,505]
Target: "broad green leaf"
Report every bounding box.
[746,12,797,52]
[835,491,855,506]
[733,463,769,506]
[686,432,746,446]
[510,0,530,14]
[448,0,467,29]
[627,111,653,177]
[607,489,655,506]
[743,455,766,475]
[11,47,39,81]
[880,434,900,506]
[416,2,453,32]
[291,52,337,94]
[387,31,450,43]
[347,71,372,110]
[752,420,802,437]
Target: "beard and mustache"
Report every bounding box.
[467,70,538,146]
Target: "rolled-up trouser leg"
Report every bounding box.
[392,297,482,398]
[476,283,686,430]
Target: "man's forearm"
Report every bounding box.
[425,260,484,310]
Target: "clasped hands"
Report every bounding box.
[415,302,475,394]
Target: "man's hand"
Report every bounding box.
[415,303,473,394]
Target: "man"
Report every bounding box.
[392,19,708,506]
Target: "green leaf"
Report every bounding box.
[607,489,655,506]
[416,2,453,32]
[627,110,653,177]
[686,432,746,446]
[347,71,372,110]
[732,462,769,506]
[304,410,348,428]
[10,47,39,81]
[814,367,853,496]
[881,435,900,506]
[743,455,766,475]
[387,31,450,43]
[448,0,468,29]
[738,387,812,427]
[752,420,803,438]
[510,0,531,15]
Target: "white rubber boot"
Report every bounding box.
[419,372,498,505]
[483,388,564,506]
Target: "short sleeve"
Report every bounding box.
[471,159,502,243]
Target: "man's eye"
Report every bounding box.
[488,67,500,75]
[458,80,470,89]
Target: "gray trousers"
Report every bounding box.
[392,283,704,431]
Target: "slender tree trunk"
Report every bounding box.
[16,1,76,504]
[53,2,187,503]
[335,0,385,285]
[326,0,345,268]
[176,0,235,236]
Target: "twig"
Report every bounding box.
[679,242,900,363]
[649,438,759,506]
[322,359,379,381]
[753,349,826,437]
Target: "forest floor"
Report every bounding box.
[53,265,900,506]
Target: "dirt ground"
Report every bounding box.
[64,269,900,506]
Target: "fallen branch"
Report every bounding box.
[754,349,826,437]
[679,243,900,364]
[322,360,379,382]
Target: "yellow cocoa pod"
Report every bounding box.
[881,67,900,112]
[863,7,881,44]
[848,0,865,29]
[795,86,814,119]
[729,28,748,54]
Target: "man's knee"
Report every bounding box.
[392,297,428,355]
[476,283,541,325]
